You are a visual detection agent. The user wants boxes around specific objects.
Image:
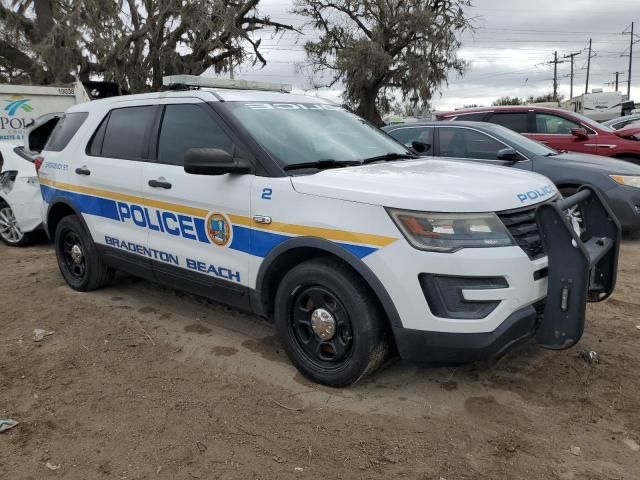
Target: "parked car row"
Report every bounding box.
[436,105,640,163]
[382,121,640,232]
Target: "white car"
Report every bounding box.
[0,142,42,246]
[37,76,620,387]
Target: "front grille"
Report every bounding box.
[497,205,545,259]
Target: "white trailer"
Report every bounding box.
[0,80,92,144]
[564,90,625,122]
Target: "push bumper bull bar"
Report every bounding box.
[535,185,620,350]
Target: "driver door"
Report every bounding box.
[141,98,253,307]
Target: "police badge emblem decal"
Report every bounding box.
[206,212,231,247]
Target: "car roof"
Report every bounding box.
[67,89,333,113]
[383,120,494,130]
[604,113,640,125]
[437,105,566,116]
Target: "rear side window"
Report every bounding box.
[488,112,529,133]
[44,112,88,152]
[453,112,489,121]
[157,104,233,166]
[99,106,156,160]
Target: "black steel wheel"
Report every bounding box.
[54,215,114,291]
[275,257,390,387]
[289,286,354,367]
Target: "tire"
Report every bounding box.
[54,215,114,291]
[0,201,31,247]
[274,257,390,387]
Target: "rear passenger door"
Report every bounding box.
[141,98,253,302]
[81,103,158,252]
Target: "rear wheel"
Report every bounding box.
[54,215,114,291]
[274,257,390,387]
[0,201,31,247]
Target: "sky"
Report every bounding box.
[230,0,640,112]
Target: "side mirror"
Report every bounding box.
[496,147,520,161]
[570,127,589,139]
[410,141,431,154]
[184,148,251,175]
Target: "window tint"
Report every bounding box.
[101,106,156,159]
[44,112,88,152]
[453,112,488,121]
[438,127,507,160]
[535,113,579,134]
[488,112,529,132]
[388,127,433,151]
[157,104,233,166]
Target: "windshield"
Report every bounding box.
[484,124,558,156]
[570,111,614,132]
[221,102,408,168]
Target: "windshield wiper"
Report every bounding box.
[361,152,417,164]
[283,159,362,171]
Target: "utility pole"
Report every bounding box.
[563,51,580,99]
[585,38,592,94]
[547,51,564,101]
[625,22,634,98]
[553,51,558,101]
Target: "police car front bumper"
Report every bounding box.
[392,302,543,363]
[390,186,620,364]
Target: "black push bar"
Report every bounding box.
[535,185,620,350]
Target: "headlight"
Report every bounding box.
[610,175,640,188]
[387,208,515,252]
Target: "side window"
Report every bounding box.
[438,127,507,160]
[488,112,529,133]
[44,112,89,152]
[100,106,156,160]
[535,113,579,134]
[388,127,433,151]
[157,104,233,166]
[453,112,489,121]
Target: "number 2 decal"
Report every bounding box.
[261,188,273,200]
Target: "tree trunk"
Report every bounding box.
[34,0,54,34]
[355,87,383,126]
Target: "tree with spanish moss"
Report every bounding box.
[0,0,294,91]
[292,0,472,125]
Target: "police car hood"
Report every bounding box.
[290,158,556,212]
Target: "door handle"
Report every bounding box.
[75,167,91,176]
[148,179,172,189]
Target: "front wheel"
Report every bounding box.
[54,215,114,291]
[274,257,390,387]
[0,201,31,247]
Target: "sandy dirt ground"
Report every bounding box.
[1,239,639,479]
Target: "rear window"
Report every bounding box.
[44,112,88,152]
[98,106,156,160]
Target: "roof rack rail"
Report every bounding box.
[162,75,292,93]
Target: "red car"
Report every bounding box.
[436,106,640,163]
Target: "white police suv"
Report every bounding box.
[36,76,620,387]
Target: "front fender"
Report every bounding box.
[253,236,403,328]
